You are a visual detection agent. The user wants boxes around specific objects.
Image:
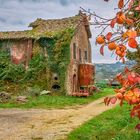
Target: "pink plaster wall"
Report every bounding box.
[10,39,32,68]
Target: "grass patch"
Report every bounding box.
[0,88,114,109]
[68,103,140,140]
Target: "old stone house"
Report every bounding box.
[0,12,95,95]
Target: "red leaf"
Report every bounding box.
[110,97,117,104]
[118,0,124,9]
[135,124,140,131]
[124,67,130,73]
[128,38,138,48]
[133,104,140,110]
[127,74,135,84]
[100,45,104,56]
[110,18,116,28]
[106,32,112,41]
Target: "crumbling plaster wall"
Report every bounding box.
[66,24,92,95]
[2,39,33,68]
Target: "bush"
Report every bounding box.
[0,52,48,83]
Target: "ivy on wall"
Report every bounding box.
[0,28,75,94]
[38,28,75,94]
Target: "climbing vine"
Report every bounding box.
[38,28,75,93]
[0,28,75,94]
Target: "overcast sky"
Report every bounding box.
[0,0,119,63]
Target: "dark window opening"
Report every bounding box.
[79,49,82,62]
[52,85,61,90]
[84,51,88,61]
[73,43,76,59]
[73,74,77,92]
[54,77,58,80]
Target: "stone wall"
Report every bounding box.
[66,24,94,95]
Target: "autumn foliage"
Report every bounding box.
[80,0,139,131]
[95,0,140,64]
[91,0,140,131]
[102,0,140,131]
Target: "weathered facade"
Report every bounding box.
[66,21,95,95]
[0,12,95,95]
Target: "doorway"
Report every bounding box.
[73,74,77,92]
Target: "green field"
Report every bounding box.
[0,88,114,109]
[68,103,140,140]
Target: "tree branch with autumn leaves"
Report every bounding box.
[82,0,140,131]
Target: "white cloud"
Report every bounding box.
[0,0,119,63]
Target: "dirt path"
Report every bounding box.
[0,96,118,140]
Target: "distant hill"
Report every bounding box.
[95,61,136,82]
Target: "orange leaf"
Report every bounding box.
[106,32,112,41]
[110,18,116,28]
[122,32,128,40]
[96,35,105,44]
[128,38,138,48]
[108,42,117,51]
[100,45,104,56]
[118,0,124,9]
[126,30,137,38]
[116,12,125,24]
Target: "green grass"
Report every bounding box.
[68,103,140,140]
[0,88,114,109]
